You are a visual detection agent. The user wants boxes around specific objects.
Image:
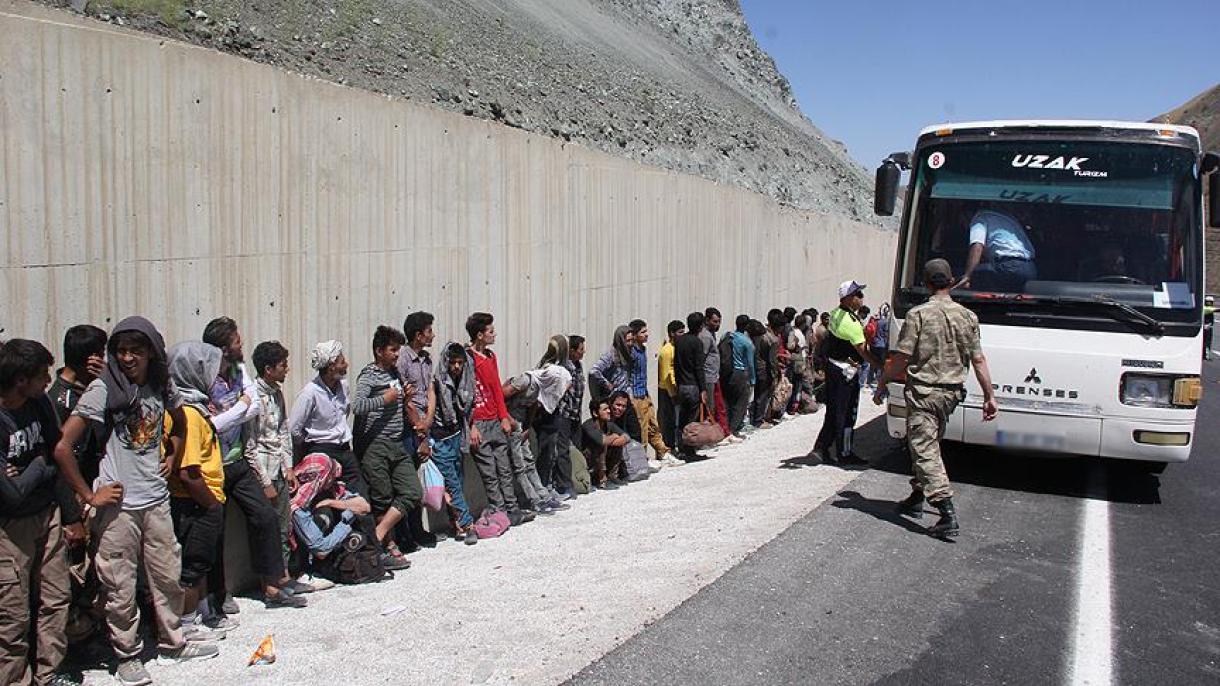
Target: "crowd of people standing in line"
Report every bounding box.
[0,292,897,686]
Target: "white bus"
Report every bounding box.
[874,121,1219,471]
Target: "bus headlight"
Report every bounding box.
[1120,374,1202,408]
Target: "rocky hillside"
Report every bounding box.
[1154,82,1219,295]
[1154,83,1220,151]
[41,0,875,221]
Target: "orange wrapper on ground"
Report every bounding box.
[248,635,276,666]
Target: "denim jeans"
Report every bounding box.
[430,431,473,528]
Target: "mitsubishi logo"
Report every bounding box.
[1024,368,1042,384]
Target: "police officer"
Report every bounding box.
[874,259,998,537]
[812,280,881,465]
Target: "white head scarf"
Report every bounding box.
[535,364,572,414]
[310,340,344,371]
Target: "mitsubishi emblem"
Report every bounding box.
[1024,368,1042,384]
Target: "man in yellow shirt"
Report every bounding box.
[656,320,685,457]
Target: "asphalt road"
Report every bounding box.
[571,357,1219,685]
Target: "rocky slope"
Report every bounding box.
[41,0,875,220]
[1154,82,1219,294]
[1154,83,1220,151]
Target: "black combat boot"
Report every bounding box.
[926,498,959,538]
[896,490,925,518]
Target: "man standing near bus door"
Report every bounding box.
[874,259,999,538]
[812,280,881,465]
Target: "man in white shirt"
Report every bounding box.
[959,208,1037,292]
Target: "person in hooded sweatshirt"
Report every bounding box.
[53,317,218,686]
[588,326,642,441]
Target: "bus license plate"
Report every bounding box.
[996,430,1065,451]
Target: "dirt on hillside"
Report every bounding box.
[1154,82,1219,295]
[37,0,878,222]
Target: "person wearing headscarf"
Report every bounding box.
[589,326,643,441]
[52,318,218,682]
[288,341,367,498]
[165,341,232,639]
[289,454,373,568]
[533,335,573,498]
[503,362,573,514]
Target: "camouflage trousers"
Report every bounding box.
[904,384,965,502]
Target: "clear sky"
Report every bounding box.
[739,0,1219,169]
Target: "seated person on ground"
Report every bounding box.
[581,397,629,490]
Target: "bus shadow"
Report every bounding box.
[777,413,1162,504]
[869,433,1163,506]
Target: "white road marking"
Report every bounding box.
[1067,490,1114,686]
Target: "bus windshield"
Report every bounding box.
[896,140,1201,331]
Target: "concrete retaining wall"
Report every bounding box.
[1,1,895,377]
[0,1,895,585]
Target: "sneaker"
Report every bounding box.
[661,454,684,467]
[610,477,630,487]
[298,573,335,592]
[555,488,576,501]
[265,589,307,608]
[48,674,82,686]
[545,497,571,511]
[759,422,775,430]
[380,553,411,571]
[598,480,619,491]
[647,459,664,472]
[507,509,536,526]
[463,528,479,545]
[219,594,240,615]
[115,659,152,686]
[533,500,556,515]
[158,641,219,664]
[203,614,239,635]
[182,621,223,643]
[285,579,316,595]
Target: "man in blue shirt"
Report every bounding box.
[628,320,672,465]
[959,208,1037,292]
[721,315,755,438]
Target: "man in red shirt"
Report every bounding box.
[465,313,535,528]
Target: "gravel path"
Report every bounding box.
[83,398,885,685]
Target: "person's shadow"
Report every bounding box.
[830,489,949,539]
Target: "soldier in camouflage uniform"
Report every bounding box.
[874,259,998,537]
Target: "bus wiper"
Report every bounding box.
[1025,295,1166,336]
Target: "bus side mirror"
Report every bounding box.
[874,161,901,216]
[1206,152,1220,228]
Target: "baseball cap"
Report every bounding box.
[837,280,866,299]
[923,258,954,287]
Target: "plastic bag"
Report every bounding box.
[419,459,445,512]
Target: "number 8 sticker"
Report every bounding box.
[928,152,945,169]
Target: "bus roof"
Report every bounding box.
[918,120,1201,143]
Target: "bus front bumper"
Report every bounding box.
[884,401,1193,463]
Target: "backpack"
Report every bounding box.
[569,444,592,494]
[623,440,652,481]
[864,317,879,345]
[717,335,735,382]
[472,510,510,539]
[321,529,389,585]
